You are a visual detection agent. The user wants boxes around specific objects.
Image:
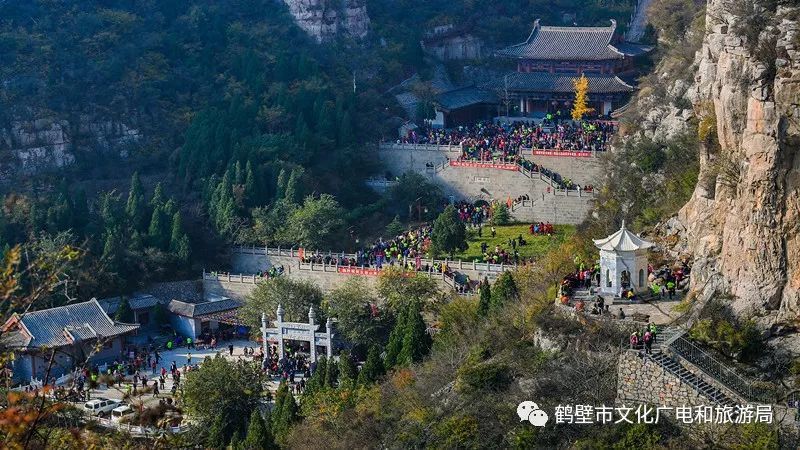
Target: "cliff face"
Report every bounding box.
[283,0,369,43]
[679,1,799,326]
[0,116,141,179]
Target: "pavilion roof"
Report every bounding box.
[593,221,654,252]
[496,20,624,61]
[494,72,634,94]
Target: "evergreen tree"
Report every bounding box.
[72,188,89,232]
[229,430,242,450]
[169,211,191,263]
[477,278,492,316]
[207,414,228,449]
[431,205,468,258]
[305,356,327,395]
[276,168,288,199]
[398,301,431,365]
[244,161,256,207]
[337,351,357,386]
[492,203,511,226]
[385,215,404,237]
[357,345,385,385]
[272,382,298,441]
[490,272,519,311]
[147,207,169,250]
[125,172,147,232]
[284,168,303,204]
[384,307,408,369]
[115,297,134,323]
[324,357,338,388]
[243,409,275,450]
[150,182,165,209]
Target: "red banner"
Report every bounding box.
[449,161,518,171]
[532,150,593,158]
[337,267,382,276]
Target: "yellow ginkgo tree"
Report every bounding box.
[571,74,594,120]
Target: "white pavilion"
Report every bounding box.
[593,220,654,296]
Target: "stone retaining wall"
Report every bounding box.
[616,350,708,407]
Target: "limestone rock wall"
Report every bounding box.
[283,0,369,43]
[678,2,800,324]
[0,116,141,179]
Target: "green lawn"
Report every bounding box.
[453,224,575,262]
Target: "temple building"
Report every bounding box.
[428,19,650,127]
[494,19,647,116]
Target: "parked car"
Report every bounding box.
[111,404,134,422]
[84,398,120,416]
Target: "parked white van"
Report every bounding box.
[111,404,133,422]
[83,398,120,416]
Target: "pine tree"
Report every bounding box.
[490,272,519,311]
[284,169,303,204]
[492,203,510,226]
[324,357,338,388]
[169,212,191,263]
[207,414,228,449]
[571,74,594,121]
[276,168,288,199]
[337,351,357,387]
[125,172,147,232]
[398,301,431,365]
[385,215,404,237]
[244,161,256,207]
[243,410,275,450]
[147,207,169,250]
[431,205,468,258]
[478,278,492,316]
[357,345,385,385]
[272,382,298,442]
[229,430,242,450]
[384,307,408,369]
[305,356,327,395]
[115,297,134,323]
[150,182,165,209]
[270,382,288,437]
[72,188,89,233]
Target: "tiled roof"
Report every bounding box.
[167,297,242,318]
[494,72,634,94]
[496,20,623,61]
[435,86,498,111]
[98,294,163,315]
[0,300,139,349]
[594,221,654,252]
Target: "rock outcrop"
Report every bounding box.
[282,0,369,43]
[0,116,141,179]
[678,1,799,326]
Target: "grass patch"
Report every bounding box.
[453,224,575,262]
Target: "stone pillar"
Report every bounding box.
[308,306,317,363]
[519,98,525,115]
[276,304,285,360]
[326,318,334,359]
[261,313,270,368]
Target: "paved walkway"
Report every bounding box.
[83,339,261,407]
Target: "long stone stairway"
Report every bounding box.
[648,351,738,407]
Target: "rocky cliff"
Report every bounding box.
[282,0,369,43]
[0,116,141,179]
[677,1,799,327]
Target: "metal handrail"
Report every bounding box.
[669,335,776,403]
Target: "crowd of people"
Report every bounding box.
[399,120,615,155]
[397,120,609,192]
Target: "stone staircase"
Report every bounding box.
[648,351,738,407]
